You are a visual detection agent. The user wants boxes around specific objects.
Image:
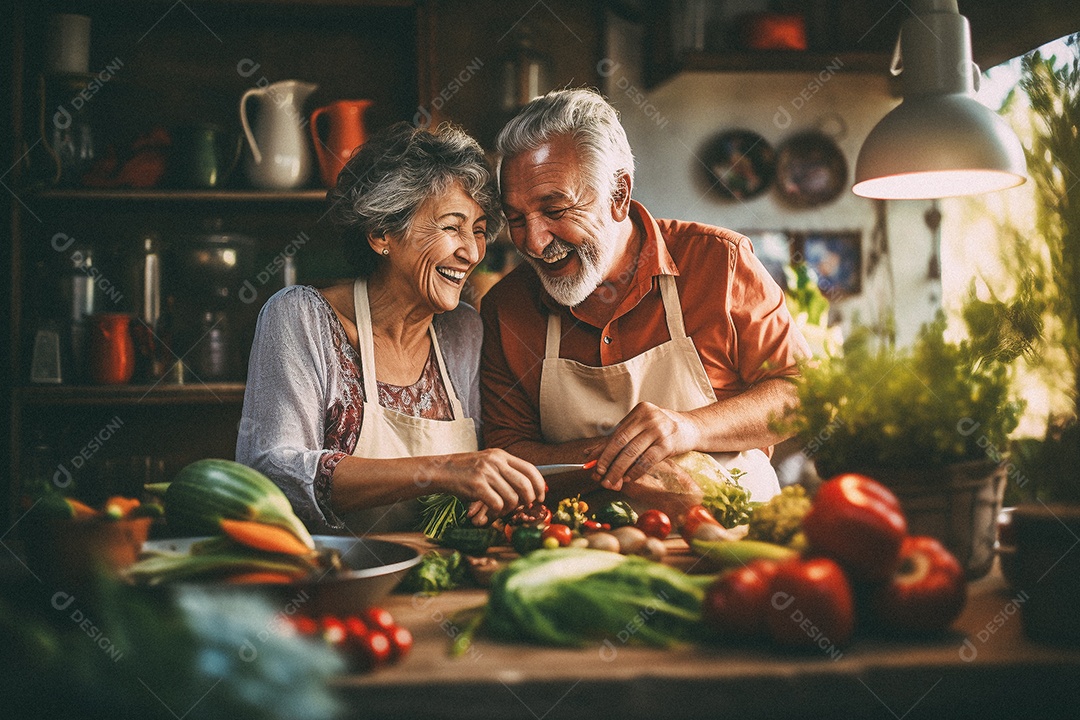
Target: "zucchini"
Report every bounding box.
[164,459,315,549]
[439,527,498,556]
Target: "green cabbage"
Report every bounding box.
[484,548,711,647]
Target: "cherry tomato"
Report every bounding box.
[356,631,393,671]
[345,616,370,639]
[319,615,347,645]
[387,625,414,661]
[541,523,573,547]
[702,559,779,638]
[681,504,720,537]
[636,509,672,540]
[291,615,319,636]
[362,607,396,633]
[766,557,855,649]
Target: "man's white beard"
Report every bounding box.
[526,235,617,307]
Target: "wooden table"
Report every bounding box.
[334,534,1080,720]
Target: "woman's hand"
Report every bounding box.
[593,402,702,490]
[440,449,545,522]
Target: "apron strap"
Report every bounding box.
[658,274,688,340]
[352,278,381,409]
[544,312,562,359]
[428,324,467,420]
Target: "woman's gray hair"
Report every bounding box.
[328,121,503,277]
[494,88,634,201]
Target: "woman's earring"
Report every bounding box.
[381,248,390,256]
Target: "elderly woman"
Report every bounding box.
[236,122,544,534]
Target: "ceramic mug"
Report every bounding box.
[171,123,241,189]
[86,312,136,385]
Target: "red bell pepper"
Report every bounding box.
[766,556,855,649]
[702,559,780,638]
[507,501,552,528]
[870,535,967,633]
[802,473,907,581]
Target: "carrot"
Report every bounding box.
[225,571,300,585]
[65,498,100,520]
[104,496,141,519]
[219,518,314,557]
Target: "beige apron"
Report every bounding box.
[538,274,780,503]
[344,278,479,534]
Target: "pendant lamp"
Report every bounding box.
[852,0,1027,200]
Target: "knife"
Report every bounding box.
[535,460,597,477]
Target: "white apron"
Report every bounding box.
[538,274,780,503]
[344,278,478,534]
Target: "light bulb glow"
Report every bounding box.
[852,169,1026,200]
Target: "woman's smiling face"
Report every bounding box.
[382,183,488,313]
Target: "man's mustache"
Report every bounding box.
[527,238,574,261]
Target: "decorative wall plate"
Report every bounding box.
[774,130,848,208]
[701,129,776,202]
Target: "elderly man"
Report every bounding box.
[478,88,808,515]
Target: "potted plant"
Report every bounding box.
[785,310,1032,579]
[990,40,1080,641]
[998,42,1080,504]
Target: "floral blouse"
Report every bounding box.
[235,285,482,533]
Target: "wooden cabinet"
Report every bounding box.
[2,0,605,522]
[638,0,1080,89]
[3,0,428,520]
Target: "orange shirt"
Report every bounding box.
[480,200,808,450]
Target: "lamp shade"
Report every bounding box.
[852,0,1027,200]
[852,93,1027,199]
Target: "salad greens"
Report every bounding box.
[399,550,467,595]
[481,548,711,648]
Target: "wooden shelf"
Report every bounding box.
[34,189,327,202]
[17,383,246,406]
[679,50,890,74]
[645,50,891,88]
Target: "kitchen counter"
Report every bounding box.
[334,534,1080,720]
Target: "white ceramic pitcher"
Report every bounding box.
[239,79,318,190]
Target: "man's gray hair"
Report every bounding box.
[329,121,503,277]
[495,88,634,201]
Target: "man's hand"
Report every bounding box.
[593,402,702,490]
[618,457,704,519]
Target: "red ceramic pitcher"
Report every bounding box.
[87,312,136,385]
[310,99,374,188]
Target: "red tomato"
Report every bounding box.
[702,559,779,637]
[355,631,393,671]
[291,615,319,636]
[319,615,347,645]
[541,523,573,547]
[345,616,370,639]
[362,607,396,633]
[766,557,855,650]
[681,504,720,537]
[870,535,967,634]
[636,509,672,540]
[387,625,414,661]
